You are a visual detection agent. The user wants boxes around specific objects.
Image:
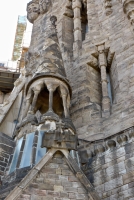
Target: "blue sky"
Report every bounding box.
[0,0,31,61]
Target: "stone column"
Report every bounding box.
[98,45,110,117]
[30,91,40,114]
[0,91,4,104]
[60,86,70,118]
[123,0,134,27]
[72,0,82,57]
[41,81,59,121]
[30,83,43,114]
[48,88,54,112]
[46,84,57,113]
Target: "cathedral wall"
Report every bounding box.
[69,62,102,140]
[16,152,89,200]
[61,0,134,140]
[24,0,134,141]
[79,127,134,199]
[95,0,134,138]
[0,132,15,180]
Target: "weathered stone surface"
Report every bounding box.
[15,152,89,200]
[1,0,134,199]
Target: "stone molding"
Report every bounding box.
[78,126,134,164]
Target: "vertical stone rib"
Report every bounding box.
[98,45,110,117]
[31,130,39,166]
[72,0,82,56]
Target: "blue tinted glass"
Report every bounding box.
[107,73,113,104]
[70,150,80,167]
[36,131,47,164]
[20,133,34,168]
[9,137,23,174]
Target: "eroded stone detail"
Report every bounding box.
[123,0,134,26]
[104,0,113,15]
[39,0,51,14]
[63,0,73,18]
[27,0,39,23]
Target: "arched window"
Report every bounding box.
[107,71,113,104]
[9,137,23,173]
[35,131,47,164]
[9,131,47,174]
[20,133,35,168]
[81,2,88,41]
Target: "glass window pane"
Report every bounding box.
[36,131,47,164]
[20,133,34,168]
[9,137,23,174]
[107,73,113,104]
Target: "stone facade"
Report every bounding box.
[0,0,134,199]
[78,127,134,199]
[16,152,89,200]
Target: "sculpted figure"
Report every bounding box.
[39,0,51,14]
[27,1,39,23]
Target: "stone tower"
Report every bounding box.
[1,0,134,199]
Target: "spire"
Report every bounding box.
[34,16,67,79]
[17,16,76,152]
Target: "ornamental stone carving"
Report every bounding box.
[123,0,134,25]
[27,0,52,23]
[78,127,134,166]
[27,0,39,23]
[63,0,73,18]
[104,0,112,15]
[39,0,51,14]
